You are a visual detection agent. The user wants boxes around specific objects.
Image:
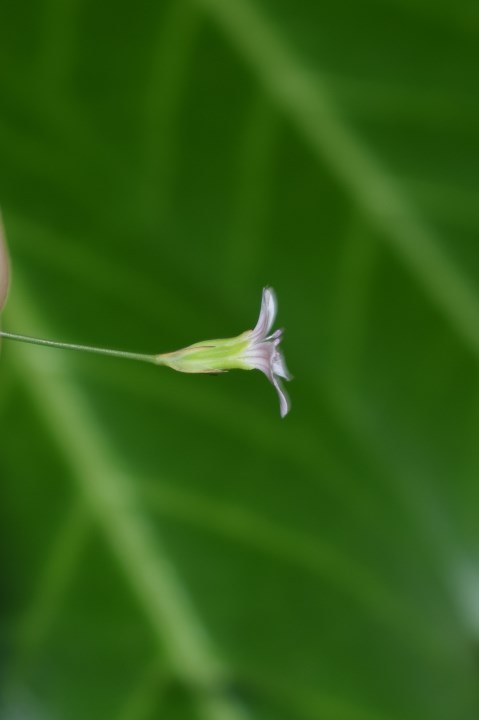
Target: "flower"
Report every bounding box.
[239,287,292,417]
[156,287,292,417]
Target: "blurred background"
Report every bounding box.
[1,0,479,718]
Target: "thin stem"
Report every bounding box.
[0,331,158,365]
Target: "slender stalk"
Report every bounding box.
[0,331,158,365]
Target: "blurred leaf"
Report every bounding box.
[1,1,479,719]
[0,213,10,313]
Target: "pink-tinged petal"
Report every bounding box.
[243,350,274,377]
[273,350,292,380]
[267,328,283,341]
[251,287,277,339]
[255,359,273,378]
[272,374,291,418]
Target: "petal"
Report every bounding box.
[251,287,277,340]
[272,373,291,418]
[273,349,292,380]
[267,328,283,341]
[242,347,274,376]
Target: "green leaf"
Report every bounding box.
[1,1,479,719]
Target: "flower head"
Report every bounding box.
[240,287,291,417]
[156,287,292,417]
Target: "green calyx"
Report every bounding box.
[155,333,252,374]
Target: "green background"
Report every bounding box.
[1,0,479,718]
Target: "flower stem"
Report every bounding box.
[0,331,158,365]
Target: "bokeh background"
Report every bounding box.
[1,0,479,718]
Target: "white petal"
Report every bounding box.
[272,374,291,418]
[273,350,292,380]
[251,287,277,340]
[245,353,272,376]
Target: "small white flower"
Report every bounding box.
[157,287,292,417]
[240,287,292,417]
